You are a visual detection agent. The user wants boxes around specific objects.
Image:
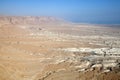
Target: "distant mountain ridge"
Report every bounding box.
[0,16,65,25]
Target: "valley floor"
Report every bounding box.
[0,23,120,80]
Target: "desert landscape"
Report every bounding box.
[0,16,120,80]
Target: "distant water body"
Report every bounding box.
[68,19,120,28]
[71,20,120,25]
[65,18,120,25]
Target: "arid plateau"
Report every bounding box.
[0,16,120,80]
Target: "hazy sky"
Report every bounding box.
[0,0,120,24]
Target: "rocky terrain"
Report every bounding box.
[0,16,120,80]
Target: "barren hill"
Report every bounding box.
[0,16,65,25]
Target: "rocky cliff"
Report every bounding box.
[0,16,64,25]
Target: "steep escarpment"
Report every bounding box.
[0,16,65,25]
